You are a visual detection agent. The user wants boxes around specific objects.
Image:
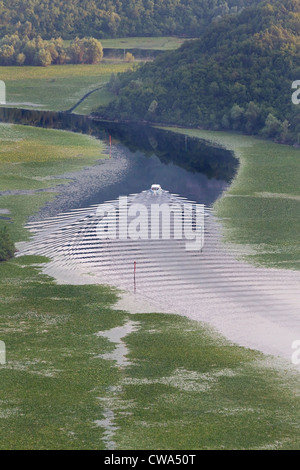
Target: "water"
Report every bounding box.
[0,108,238,209]
[82,146,231,209]
[21,189,300,362]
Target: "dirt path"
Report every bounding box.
[65,86,104,113]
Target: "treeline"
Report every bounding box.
[0,0,261,39]
[99,0,300,144]
[0,33,103,66]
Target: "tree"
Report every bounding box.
[0,0,258,39]
[83,38,103,64]
[125,52,135,63]
[221,113,230,129]
[280,119,291,144]
[53,38,67,64]
[148,100,158,114]
[34,48,52,67]
[19,21,33,37]
[0,44,15,65]
[23,39,38,65]
[263,113,282,138]
[47,41,59,63]
[230,104,245,129]
[108,73,122,95]
[68,38,84,64]
[16,52,26,66]
[245,102,262,134]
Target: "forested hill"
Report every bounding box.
[99,0,300,144]
[0,0,260,39]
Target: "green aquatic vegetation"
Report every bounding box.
[161,127,300,270]
[1,260,300,450]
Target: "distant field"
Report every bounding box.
[100,36,189,50]
[0,38,188,115]
[0,63,135,113]
[61,37,189,50]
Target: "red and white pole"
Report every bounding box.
[134,261,137,293]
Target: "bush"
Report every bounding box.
[125,52,135,63]
[0,226,15,262]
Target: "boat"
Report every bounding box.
[150,184,162,195]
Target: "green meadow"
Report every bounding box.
[0,37,187,115]
[162,128,300,271]
[0,123,106,241]
[0,63,135,113]
[61,36,188,51]
[1,257,300,450]
[100,36,189,50]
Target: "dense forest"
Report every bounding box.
[0,0,260,39]
[99,0,300,144]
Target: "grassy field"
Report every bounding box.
[162,128,300,271]
[1,257,300,450]
[100,36,189,50]
[0,123,106,241]
[1,123,300,449]
[0,37,188,114]
[0,63,135,113]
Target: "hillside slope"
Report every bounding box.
[99,0,300,143]
[0,0,260,39]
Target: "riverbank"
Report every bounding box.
[161,128,300,271]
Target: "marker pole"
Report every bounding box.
[134,261,137,293]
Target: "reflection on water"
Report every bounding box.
[84,146,230,208]
[0,108,238,208]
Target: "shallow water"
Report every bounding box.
[19,190,300,364]
[95,320,139,367]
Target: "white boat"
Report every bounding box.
[150,184,162,195]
